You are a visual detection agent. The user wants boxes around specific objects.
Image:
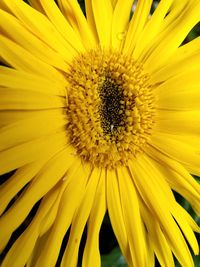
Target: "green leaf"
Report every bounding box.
[101,247,128,267]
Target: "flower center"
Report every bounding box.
[99,78,124,135]
[66,50,155,169]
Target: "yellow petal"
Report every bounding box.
[0,109,64,128]
[35,162,90,267]
[0,89,66,110]
[27,230,50,267]
[134,0,188,63]
[160,0,188,32]
[155,70,200,111]
[82,172,106,267]
[167,35,200,66]
[1,0,77,62]
[0,160,46,216]
[27,0,44,13]
[0,67,66,96]
[39,0,85,53]
[0,9,70,72]
[0,146,76,251]
[140,155,200,255]
[140,201,174,267]
[85,0,98,42]
[146,146,200,214]
[123,0,152,55]
[129,156,194,267]
[1,186,60,267]
[38,198,61,238]
[117,167,147,267]
[145,1,200,72]
[145,233,155,267]
[173,203,199,254]
[106,169,132,266]
[150,132,200,175]
[0,131,67,175]
[65,0,96,49]
[0,35,66,82]
[0,115,67,151]
[0,0,9,11]
[91,0,113,48]
[151,50,200,83]
[61,168,100,267]
[56,0,78,30]
[156,110,200,135]
[111,0,133,49]
[39,172,72,237]
[133,0,173,59]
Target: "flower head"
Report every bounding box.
[0,0,200,266]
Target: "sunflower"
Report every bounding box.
[0,0,200,266]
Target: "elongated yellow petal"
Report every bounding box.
[106,169,132,266]
[167,35,200,66]
[111,0,133,49]
[133,0,173,59]
[1,0,77,61]
[1,186,60,267]
[56,0,78,30]
[145,1,200,72]
[155,70,200,110]
[38,200,61,239]
[0,160,46,216]
[147,145,200,197]
[65,0,96,49]
[28,0,44,13]
[150,132,200,175]
[117,167,147,267]
[61,168,100,267]
[145,233,155,267]
[123,0,152,55]
[0,89,65,110]
[151,50,200,83]
[0,67,66,96]
[0,35,66,82]
[0,109,64,128]
[135,0,188,63]
[0,146,76,252]
[161,0,188,31]
[39,0,85,53]
[156,110,200,135]
[0,131,67,175]
[140,200,174,267]
[172,203,199,254]
[27,231,50,267]
[146,146,200,214]
[129,156,194,267]
[85,0,98,42]
[38,172,72,237]
[0,9,70,72]
[141,155,200,254]
[82,172,106,267]
[0,115,67,151]
[35,162,90,267]
[91,0,113,48]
